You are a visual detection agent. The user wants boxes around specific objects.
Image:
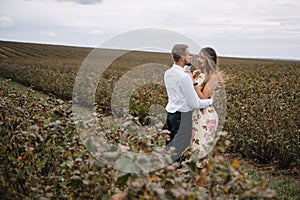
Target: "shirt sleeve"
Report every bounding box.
[180,74,213,109]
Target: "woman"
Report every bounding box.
[186,47,223,186]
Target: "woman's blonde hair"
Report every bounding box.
[198,47,224,86]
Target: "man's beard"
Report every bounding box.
[184,59,191,66]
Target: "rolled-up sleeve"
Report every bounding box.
[180,74,213,109]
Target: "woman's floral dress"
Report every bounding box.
[189,72,219,167]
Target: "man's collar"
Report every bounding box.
[172,63,185,71]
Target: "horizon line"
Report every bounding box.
[1,39,300,62]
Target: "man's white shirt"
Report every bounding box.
[164,64,213,113]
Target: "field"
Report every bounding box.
[0,40,299,199]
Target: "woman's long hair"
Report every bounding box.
[199,47,224,86]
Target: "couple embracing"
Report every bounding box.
[164,44,222,185]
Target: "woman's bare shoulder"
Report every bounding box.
[210,73,220,81]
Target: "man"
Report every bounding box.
[164,44,213,162]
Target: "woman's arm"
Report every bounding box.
[194,85,206,99]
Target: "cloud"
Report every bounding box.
[0,16,14,28]
[1,0,299,59]
[42,31,57,37]
[90,29,103,35]
[57,0,103,5]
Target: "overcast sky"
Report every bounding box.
[1,0,300,59]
